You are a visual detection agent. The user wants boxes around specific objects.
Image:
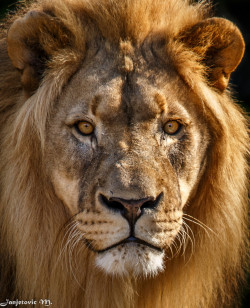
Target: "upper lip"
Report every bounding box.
[85,236,163,253]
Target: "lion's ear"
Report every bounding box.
[7,11,72,94]
[179,17,245,91]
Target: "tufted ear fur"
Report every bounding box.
[7,11,73,94]
[179,17,245,91]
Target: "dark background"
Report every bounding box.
[0,0,249,306]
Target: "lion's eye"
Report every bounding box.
[163,120,181,135]
[76,121,94,135]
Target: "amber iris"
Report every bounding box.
[163,120,181,135]
[77,121,94,135]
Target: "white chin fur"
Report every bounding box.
[95,244,164,277]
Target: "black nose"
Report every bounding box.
[100,193,162,225]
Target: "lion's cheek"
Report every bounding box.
[51,170,80,214]
[179,178,193,208]
[135,213,183,248]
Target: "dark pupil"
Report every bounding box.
[169,122,176,129]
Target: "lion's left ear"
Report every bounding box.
[7,11,73,94]
[179,17,245,91]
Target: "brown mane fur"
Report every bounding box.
[0,1,249,307]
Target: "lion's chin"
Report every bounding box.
[95,244,165,277]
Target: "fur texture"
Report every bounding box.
[0,1,248,307]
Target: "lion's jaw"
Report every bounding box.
[95,244,165,277]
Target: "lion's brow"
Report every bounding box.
[154,93,167,113]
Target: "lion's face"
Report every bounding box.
[45,44,209,276]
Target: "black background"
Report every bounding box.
[0,0,249,306]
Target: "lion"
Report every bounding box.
[0,0,248,307]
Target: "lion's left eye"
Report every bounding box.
[163,120,182,135]
[76,121,94,135]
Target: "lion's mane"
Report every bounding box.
[0,0,248,307]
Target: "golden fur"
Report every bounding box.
[0,1,249,307]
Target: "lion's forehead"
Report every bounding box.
[58,62,194,127]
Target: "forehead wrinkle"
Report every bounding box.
[91,95,101,116]
[121,75,134,126]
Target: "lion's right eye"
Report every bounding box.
[76,121,94,135]
[163,120,182,135]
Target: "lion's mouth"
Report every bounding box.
[85,236,163,253]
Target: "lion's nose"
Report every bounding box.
[100,193,162,225]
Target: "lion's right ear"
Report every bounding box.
[7,11,72,94]
[178,17,245,92]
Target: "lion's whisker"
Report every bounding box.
[181,223,195,264]
[65,223,87,292]
[54,221,78,272]
[179,227,187,256]
[173,233,183,257]
[183,214,216,236]
[183,215,224,246]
